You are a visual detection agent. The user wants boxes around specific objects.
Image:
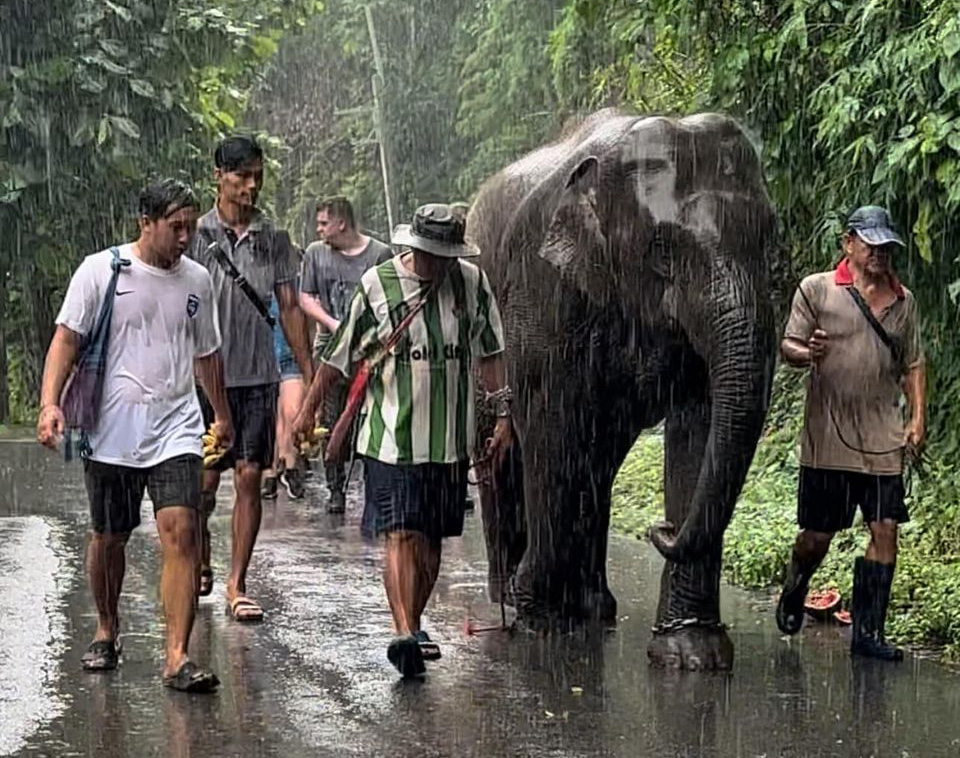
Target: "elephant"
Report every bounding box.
[468,109,778,670]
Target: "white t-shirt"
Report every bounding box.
[56,244,221,468]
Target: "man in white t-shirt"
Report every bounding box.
[36,179,233,693]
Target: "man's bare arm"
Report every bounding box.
[780,337,811,367]
[478,352,506,393]
[37,326,80,448]
[195,351,231,427]
[903,362,926,446]
[277,282,314,384]
[40,326,79,409]
[477,352,512,467]
[781,330,829,368]
[301,363,341,421]
[298,291,339,334]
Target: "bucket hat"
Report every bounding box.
[392,203,480,258]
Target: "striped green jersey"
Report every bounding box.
[323,255,505,464]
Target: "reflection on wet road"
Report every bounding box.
[1,442,960,757]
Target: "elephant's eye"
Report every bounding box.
[625,158,671,176]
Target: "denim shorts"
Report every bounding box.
[84,454,202,534]
[362,458,468,542]
[278,353,301,381]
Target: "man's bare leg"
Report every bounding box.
[277,378,305,473]
[88,532,130,642]
[866,519,898,565]
[383,531,439,635]
[156,506,199,676]
[413,540,442,625]
[198,469,220,596]
[226,461,264,618]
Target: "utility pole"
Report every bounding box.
[364,5,395,235]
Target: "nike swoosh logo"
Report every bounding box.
[116,291,134,296]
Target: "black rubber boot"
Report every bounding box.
[851,557,903,662]
[776,555,813,635]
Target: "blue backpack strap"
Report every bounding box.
[65,247,130,462]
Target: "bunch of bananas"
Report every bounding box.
[202,426,230,469]
[299,425,329,459]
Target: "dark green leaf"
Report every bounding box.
[109,116,140,139]
[129,79,156,98]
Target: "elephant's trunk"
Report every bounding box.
[654,256,775,562]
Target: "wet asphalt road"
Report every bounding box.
[2,442,960,758]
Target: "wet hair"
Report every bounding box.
[138,179,198,221]
[214,134,264,172]
[316,196,356,229]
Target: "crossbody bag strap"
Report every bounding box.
[324,278,441,465]
[846,286,903,367]
[84,246,130,351]
[373,269,448,368]
[200,228,276,328]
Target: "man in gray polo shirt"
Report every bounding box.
[189,134,312,621]
[776,206,925,662]
[299,196,392,512]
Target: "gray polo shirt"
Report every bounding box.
[188,208,299,388]
[784,263,924,475]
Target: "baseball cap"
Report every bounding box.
[847,205,904,247]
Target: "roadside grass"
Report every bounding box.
[611,402,960,659]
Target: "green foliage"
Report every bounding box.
[254,0,565,240]
[455,0,564,194]
[0,0,319,418]
[610,434,664,538]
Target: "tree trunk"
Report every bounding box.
[0,291,8,424]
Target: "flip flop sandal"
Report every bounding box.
[163,661,220,693]
[414,630,441,661]
[387,635,426,679]
[226,596,264,622]
[198,568,214,598]
[81,638,122,671]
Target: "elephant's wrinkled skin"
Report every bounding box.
[469,110,777,670]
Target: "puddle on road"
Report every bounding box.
[0,517,74,756]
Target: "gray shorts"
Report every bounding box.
[84,454,202,534]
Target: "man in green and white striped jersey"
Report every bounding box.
[294,203,512,678]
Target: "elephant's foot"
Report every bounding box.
[512,568,618,632]
[647,624,733,671]
[487,574,515,607]
[580,586,617,625]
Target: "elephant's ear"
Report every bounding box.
[566,155,599,193]
[538,156,603,270]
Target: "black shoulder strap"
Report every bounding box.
[847,286,902,366]
[199,227,275,328]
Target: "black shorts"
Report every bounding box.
[84,454,202,534]
[797,466,909,533]
[362,458,469,542]
[198,384,277,469]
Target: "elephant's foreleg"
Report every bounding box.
[479,438,526,604]
[512,387,625,628]
[649,400,733,671]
